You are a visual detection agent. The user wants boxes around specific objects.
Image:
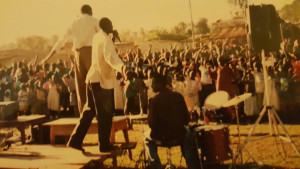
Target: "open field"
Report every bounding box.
[1,122,300,169]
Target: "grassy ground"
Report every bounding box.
[1,121,300,169]
[82,121,300,169]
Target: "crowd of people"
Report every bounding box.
[0,59,78,119]
[117,37,300,123]
[0,37,300,123]
[1,3,300,168]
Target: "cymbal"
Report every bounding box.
[222,93,252,107]
[204,91,230,110]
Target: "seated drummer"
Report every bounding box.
[144,73,200,169]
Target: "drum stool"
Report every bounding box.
[155,140,181,169]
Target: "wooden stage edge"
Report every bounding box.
[0,144,114,169]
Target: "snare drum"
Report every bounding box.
[194,125,232,164]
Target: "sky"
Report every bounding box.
[0,0,294,46]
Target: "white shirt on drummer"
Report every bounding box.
[85,30,124,89]
[52,14,99,51]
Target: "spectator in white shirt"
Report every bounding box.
[253,62,264,115]
[173,73,185,96]
[145,69,157,104]
[184,71,201,110]
[67,17,125,153]
[199,60,215,108]
[42,4,99,114]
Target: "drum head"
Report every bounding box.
[204,91,230,110]
[194,124,228,132]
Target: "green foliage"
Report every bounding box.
[147,27,189,41]
[227,0,247,6]
[17,35,49,52]
[195,18,210,34]
[280,0,300,23]
[173,22,188,35]
[282,21,300,40]
[145,18,210,41]
[15,35,59,53]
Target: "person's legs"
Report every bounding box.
[74,47,91,114]
[144,130,162,169]
[90,83,115,151]
[180,128,201,169]
[68,83,95,150]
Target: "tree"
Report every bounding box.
[173,22,188,35]
[16,35,48,53]
[195,18,210,34]
[140,28,146,41]
[119,30,131,42]
[147,28,188,41]
[227,0,247,7]
[280,0,300,23]
[227,0,248,18]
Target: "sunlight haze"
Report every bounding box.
[0,0,294,46]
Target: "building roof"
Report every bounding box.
[210,18,247,39]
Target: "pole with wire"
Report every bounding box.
[188,0,195,48]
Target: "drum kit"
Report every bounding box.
[193,50,300,168]
[193,91,253,166]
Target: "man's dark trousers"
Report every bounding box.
[68,83,114,150]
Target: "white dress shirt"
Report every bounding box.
[52,14,99,52]
[85,30,124,89]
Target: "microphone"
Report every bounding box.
[113,30,121,42]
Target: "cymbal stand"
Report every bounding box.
[230,50,300,169]
[232,102,258,165]
[230,105,300,168]
[234,104,243,164]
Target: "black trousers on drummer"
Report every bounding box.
[68,82,114,151]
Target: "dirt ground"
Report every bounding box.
[1,121,300,169]
[81,122,300,169]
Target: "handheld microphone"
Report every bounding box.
[113,30,121,42]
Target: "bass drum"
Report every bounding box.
[194,125,232,164]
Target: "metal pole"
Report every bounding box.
[261,50,270,106]
[188,0,195,48]
[261,50,274,135]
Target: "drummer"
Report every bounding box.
[144,73,200,169]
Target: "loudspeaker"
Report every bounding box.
[0,101,18,121]
[246,5,281,53]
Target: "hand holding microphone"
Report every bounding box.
[112,30,121,42]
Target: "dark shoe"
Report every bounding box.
[100,144,119,153]
[67,142,85,153]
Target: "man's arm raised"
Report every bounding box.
[41,25,72,64]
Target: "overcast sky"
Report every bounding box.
[0,0,293,46]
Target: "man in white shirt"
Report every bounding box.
[199,61,215,108]
[67,17,125,153]
[42,5,99,114]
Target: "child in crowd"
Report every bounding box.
[35,81,48,115]
[62,70,79,117]
[18,83,29,115]
[185,71,201,110]
[173,73,185,96]
[47,75,61,119]
[124,71,138,115]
